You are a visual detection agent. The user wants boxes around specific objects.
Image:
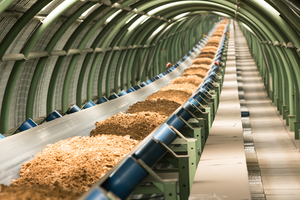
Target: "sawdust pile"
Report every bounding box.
[11,135,139,192]
[127,99,181,117]
[0,184,81,200]
[170,76,203,87]
[90,112,166,140]
[147,90,191,105]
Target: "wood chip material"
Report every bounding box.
[146,90,191,104]
[160,83,197,95]
[11,135,139,192]
[192,58,213,65]
[90,112,166,140]
[182,68,208,78]
[0,184,81,200]
[127,99,181,117]
[170,76,203,86]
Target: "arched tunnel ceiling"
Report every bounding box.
[0,0,299,134]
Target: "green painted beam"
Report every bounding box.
[97,52,111,97]
[0,0,52,59]
[87,52,102,100]
[0,0,15,15]
[114,50,127,92]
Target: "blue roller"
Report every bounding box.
[192,93,203,104]
[150,77,156,82]
[162,71,168,75]
[189,98,200,107]
[140,82,147,87]
[97,96,108,104]
[102,156,148,200]
[46,110,62,122]
[197,88,208,98]
[202,85,210,92]
[0,133,5,139]
[19,118,38,132]
[158,73,164,78]
[146,79,152,84]
[212,65,219,71]
[84,187,110,200]
[83,100,96,109]
[118,90,127,96]
[108,93,119,100]
[127,87,135,93]
[133,85,142,90]
[209,72,217,79]
[154,75,160,80]
[166,115,185,130]
[133,137,166,167]
[153,123,177,146]
[176,107,191,121]
[183,101,197,113]
[67,104,81,114]
[204,77,214,84]
[203,82,213,90]
[242,111,250,117]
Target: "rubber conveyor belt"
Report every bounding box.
[0,21,227,200]
[0,42,204,186]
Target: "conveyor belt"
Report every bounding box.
[0,20,229,200]
[79,20,229,200]
[0,26,214,186]
[0,60,190,185]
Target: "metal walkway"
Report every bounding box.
[235,22,300,200]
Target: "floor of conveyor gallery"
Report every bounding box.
[235,22,300,200]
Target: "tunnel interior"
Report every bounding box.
[0,0,300,199]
